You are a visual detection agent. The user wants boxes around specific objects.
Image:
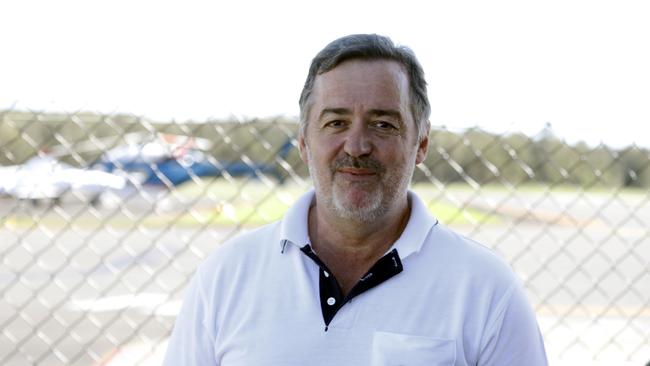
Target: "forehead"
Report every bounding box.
[311,59,410,114]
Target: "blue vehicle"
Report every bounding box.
[94,135,294,186]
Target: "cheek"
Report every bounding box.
[311,137,342,159]
[377,142,410,162]
[304,145,330,173]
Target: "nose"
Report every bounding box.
[343,123,372,157]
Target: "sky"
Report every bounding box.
[1,0,649,148]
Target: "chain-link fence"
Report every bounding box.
[1,109,649,365]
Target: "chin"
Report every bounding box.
[332,187,386,222]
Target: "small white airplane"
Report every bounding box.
[0,154,127,206]
[0,132,216,207]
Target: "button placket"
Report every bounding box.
[319,265,343,327]
[301,245,403,330]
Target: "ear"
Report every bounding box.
[415,131,429,165]
[298,133,309,164]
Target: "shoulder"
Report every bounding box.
[420,225,541,342]
[418,223,521,293]
[196,222,281,278]
[434,224,511,269]
[218,222,280,254]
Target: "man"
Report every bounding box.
[163,34,548,365]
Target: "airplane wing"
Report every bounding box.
[0,165,20,195]
[0,156,127,200]
[56,168,127,192]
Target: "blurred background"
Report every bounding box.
[1,0,649,365]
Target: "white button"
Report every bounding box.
[327,297,336,306]
[323,271,329,278]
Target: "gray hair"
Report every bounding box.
[298,34,431,142]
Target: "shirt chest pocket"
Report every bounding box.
[371,331,456,366]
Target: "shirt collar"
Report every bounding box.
[278,189,315,251]
[278,189,438,258]
[388,191,439,259]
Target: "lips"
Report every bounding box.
[337,167,376,175]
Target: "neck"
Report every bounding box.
[309,193,411,260]
[307,193,411,295]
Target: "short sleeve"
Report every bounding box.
[162,269,217,366]
[478,281,548,365]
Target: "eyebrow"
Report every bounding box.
[368,109,403,120]
[318,108,351,119]
[318,108,403,120]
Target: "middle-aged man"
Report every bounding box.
[164,34,548,365]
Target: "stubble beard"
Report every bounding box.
[331,179,385,222]
[307,147,413,223]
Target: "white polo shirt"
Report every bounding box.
[164,190,548,365]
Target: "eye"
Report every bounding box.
[324,120,346,128]
[373,120,398,130]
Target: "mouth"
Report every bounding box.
[331,156,384,182]
[337,167,377,176]
[335,167,379,183]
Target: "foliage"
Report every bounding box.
[1,109,649,188]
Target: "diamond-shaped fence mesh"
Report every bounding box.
[1,109,649,365]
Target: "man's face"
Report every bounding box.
[299,59,428,222]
